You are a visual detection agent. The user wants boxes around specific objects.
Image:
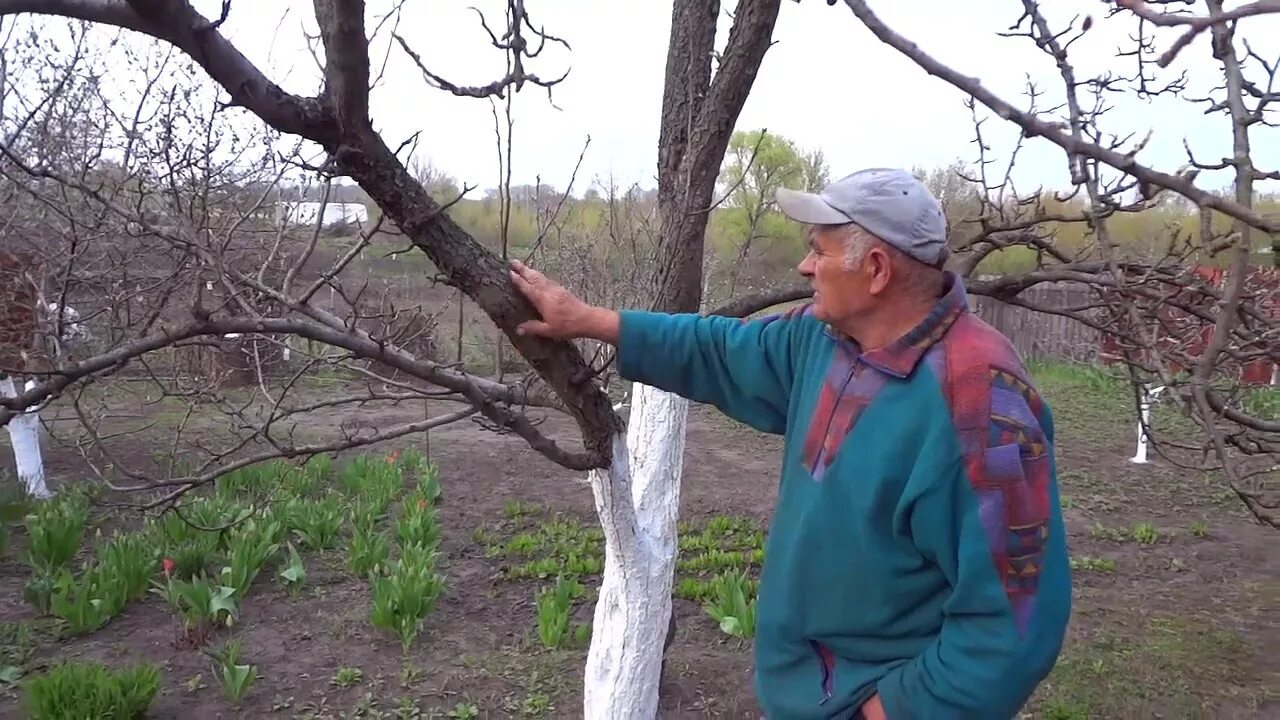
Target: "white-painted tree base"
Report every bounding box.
[1,376,50,498]
[1129,384,1165,465]
[583,383,688,718]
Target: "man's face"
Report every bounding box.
[796,224,876,327]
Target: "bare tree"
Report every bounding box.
[834,0,1280,526]
[0,1,622,474]
[570,1,784,712]
[0,0,790,715]
[0,32,498,492]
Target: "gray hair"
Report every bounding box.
[840,224,877,270]
[840,223,946,298]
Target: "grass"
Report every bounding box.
[1026,360,1205,444]
[1032,616,1265,718]
[1020,361,1274,717]
[1029,361,1263,519]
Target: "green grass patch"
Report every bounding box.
[480,512,767,586]
[479,511,769,641]
[24,660,162,719]
[1028,360,1244,449]
[1031,615,1263,718]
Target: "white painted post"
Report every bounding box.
[1130,383,1166,464]
[583,383,687,718]
[1,376,50,498]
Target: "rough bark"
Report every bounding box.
[652,0,782,315]
[332,137,622,463]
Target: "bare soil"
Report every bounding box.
[0,364,1276,719]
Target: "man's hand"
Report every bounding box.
[509,259,620,343]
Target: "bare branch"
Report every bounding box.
[1115,0,1280,67]
[394,34,568,100]
[392,0,570,100]
[0,0,340,145]
[0,0,625,469]
[707,283,812,318]
[1,313,591,468]
[129,403,480,507]
[840,0,1280,236]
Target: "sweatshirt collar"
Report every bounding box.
[825,271,968,379]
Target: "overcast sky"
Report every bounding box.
[147,2,1280,196]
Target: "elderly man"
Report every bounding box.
[510,167,1071,719]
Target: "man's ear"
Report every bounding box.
[865,246,894,295]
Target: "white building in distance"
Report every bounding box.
[277,201,370,227]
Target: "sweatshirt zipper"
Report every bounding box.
[809,639,835,705]
[812,360,857,472]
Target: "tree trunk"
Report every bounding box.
[1,376,49,498]
[584,385,689,717]
[583,1,781,713]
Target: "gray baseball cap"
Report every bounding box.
[775,167,948,266]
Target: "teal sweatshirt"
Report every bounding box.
[616,275,1072,719]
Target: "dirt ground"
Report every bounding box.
[0,361,1276,719]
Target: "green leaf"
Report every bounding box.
[210,586,239,623]
[718,616,741,636]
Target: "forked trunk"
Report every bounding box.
[583,383,689,717]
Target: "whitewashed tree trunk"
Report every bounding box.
[1,376,50,498]
[583,383,689,718]
[1129,384,1166,465]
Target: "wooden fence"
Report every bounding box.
[970,277,1278,386]
[969,283,1103,362]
